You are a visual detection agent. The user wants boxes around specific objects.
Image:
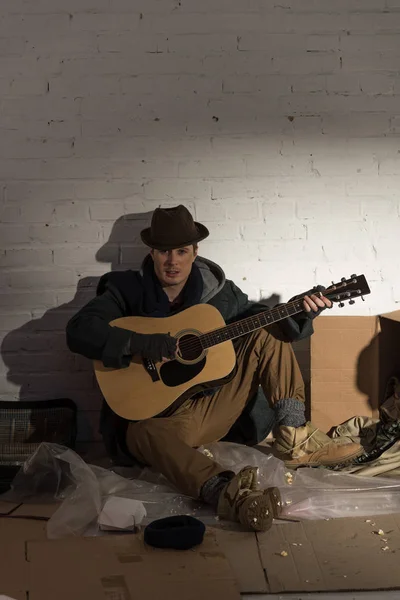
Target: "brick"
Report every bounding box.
[262,199,296,220]
[178,159,245,179]
[227,201,260,221]
[346,176,400,196]
[210,136,282,158]
[120,246,149,268]
[0,313,31,331]
[195,202,227,222]
[311,155,378,177]
[238,33,306,53]
[0,249,53,268]
[257,239,323,263]
[206,222,240,241]
[178,0,264,11]
[0,225,31,245]
[53,246,101,266]
[379,156,400,175]
[391,116,400,133]
[245,155,312,177]
[144,179,211,200]
[74,180,141,200]
[71,12,139,31]
[242,221,306,241]
[100,219,150,245]
[0,205,21,222]
[4,269,77,289]
[1,96,81,120]
[322,114,391,137]
[200,240,259,265]
[28,33,99,57]
[0,78,11,95]
[109,159,179,180]
[341,33,400,54]
[0,376,20,395]
[121,73,223,97]
[2,117,82,139]
[306,34,341,52]
[50,74,122,98]
[28,224,102,244]
[89,201,125,221]
[348,12,400,32]
[53,201,91,222]
[0,291,56,308]
[0,14,70,35]
[290,74,327,93]
[280,0,386,9]
[0,56,61,79]
[56,289,95,307]
[325,74,361,94]
[361,197,398,216]
[222,74,290,95]
[168,34,238,55]
[1,331,66,352]
[97,30,166,54]
[0,36,25,56]
[341,52,400,72]
[297,198,361,220]
[0,138,73,160]
[9,77,48,96]
[211,178,277,200]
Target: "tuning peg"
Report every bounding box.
[351,274,357,278]
[341,277,346,282]
[361,296,365,301]
[339,302,345,308]
[349,299,355,305]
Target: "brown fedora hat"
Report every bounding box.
[140,205,209,250]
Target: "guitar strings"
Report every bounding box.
[177,280,355,355]
[177,298,305,355]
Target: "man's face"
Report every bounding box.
[151,245,198,288]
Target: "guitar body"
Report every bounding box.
[94,304,237,421]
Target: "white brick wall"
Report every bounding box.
[1,0,399,443]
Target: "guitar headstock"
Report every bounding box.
[323,274,371,307]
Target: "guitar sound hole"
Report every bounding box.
[178,333,203,362]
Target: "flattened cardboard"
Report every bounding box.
[27,531,240,600]
[215,529,268,593]
[258,514,400,593]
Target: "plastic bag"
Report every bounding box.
[201,442,400,520]
[3,441,400,539]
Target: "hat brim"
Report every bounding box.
[140,222,209,251]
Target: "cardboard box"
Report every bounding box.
[310,311,400,432]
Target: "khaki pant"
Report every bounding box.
[126,326,305,499]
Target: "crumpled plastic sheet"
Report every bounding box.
[2,441,400,539]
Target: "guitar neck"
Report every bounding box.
[199,298,305,349]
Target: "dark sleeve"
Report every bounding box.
[228,281,314,342]
[66,281,133,369]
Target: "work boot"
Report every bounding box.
[217,466,282,532]
[273,421,363,468]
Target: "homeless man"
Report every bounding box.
[66,205,362,531]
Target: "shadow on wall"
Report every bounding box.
[0,212,152,446]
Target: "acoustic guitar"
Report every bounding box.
[94,274,371,420]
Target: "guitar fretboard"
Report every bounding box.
[199,299,304,349]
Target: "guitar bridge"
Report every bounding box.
[143,358,160,382]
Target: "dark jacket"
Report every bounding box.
[66,255,314,463]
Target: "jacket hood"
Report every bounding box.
[140,254,225,304]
